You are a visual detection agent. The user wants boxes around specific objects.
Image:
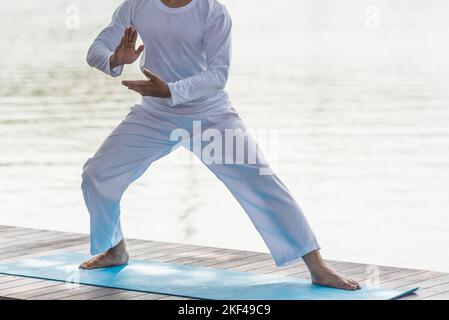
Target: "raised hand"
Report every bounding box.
[122,68,171,98]
[110,27,144,69]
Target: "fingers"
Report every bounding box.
[126,86,145,95]
[136,44,145,55]
[122,80,148,87]
[119,27,131,47]
[121,27,137,46]
[123,27,130,44]
[119,34,125,47]
[121,79,164,97]
[126,27,132,43]
[122,80,150,95]
[123,83,145,95]
[143,68,159,81]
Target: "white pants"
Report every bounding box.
[81,104,319,267]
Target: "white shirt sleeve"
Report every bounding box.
[86,0,133,77]
[166,4,232,107]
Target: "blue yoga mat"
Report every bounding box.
[0,252,418,300]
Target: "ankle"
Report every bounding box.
[108,240,127,255]
[302,250,327,271]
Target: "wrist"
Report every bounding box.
[109,54,120,70]
[162,83,171,98]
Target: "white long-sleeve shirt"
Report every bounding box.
[86,0,232,112]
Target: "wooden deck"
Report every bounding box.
[0,225,448,300]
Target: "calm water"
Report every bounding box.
[1,0,449,272]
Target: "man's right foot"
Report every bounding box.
[310,265,361,290]
[302,249,361,291]
[79,239,129,270]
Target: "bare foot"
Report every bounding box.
[79,239,129,270]
[302,249,361,291]
[310,265,361,290]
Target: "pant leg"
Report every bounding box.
[81,105,177,255]
[191,114,320,267]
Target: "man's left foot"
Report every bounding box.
[79,239,129,270]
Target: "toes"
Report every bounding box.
[79,260,93,270]
[341,278,358,290]
[345,282,357,290]
[348,279,361,290]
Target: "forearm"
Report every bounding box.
[167,67,228,106]
[86,41,124,77]
[86,0,134,77]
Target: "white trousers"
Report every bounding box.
[81,104,319,266]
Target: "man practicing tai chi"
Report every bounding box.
[79,0,360,290]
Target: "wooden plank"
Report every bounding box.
[348,266,422,284]
[29,285,112,300]
[423,291,449,300]
[198,252,270,270]
[263,261,348,278]
[228,258,277,272]
[0,236,88,256]
[169,247,248,266]
[0,278,42,292]
[157,295,193,300]
[0,229,68,241]
[126,240,169,253]
[0,231,85,249]
[424,280,449,294]
[0,234,87,255]
[1,227,48,237]
[162,247,228,263]
[5,237,144,264]
[0,225,21,232]
[0,275,27,284]
[135,245,225,262]
[133,243,206,259]
[0,280,62,298]
[189,251,266,268]
[0,238,90,261]
[250,263,305,276]
[0,228,50,239]
[0,276,43,289]
[131,242,195,257]
[400,289,441,300]
[90,291,148,300]
[125,293,170,300]
[60,287,137,300]
[4,283,81,300]
[385,271,449,289]
[0,243,90,264]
